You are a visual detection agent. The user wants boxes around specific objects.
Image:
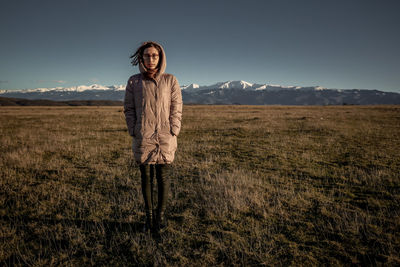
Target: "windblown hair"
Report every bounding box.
[130,41,162,66]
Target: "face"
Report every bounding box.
[142,47,160,70]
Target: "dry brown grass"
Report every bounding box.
[1,105,399,266]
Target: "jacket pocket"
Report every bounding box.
[159,133,177,153]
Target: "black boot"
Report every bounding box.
[140,165,155,233]
[154,164,170,232]
[143,209,153,232]
[154,211,167,232]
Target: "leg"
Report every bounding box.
[155,164,170,230]
[140,164,154,231]
[150,165,155,225]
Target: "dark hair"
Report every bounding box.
[130,41,162,66]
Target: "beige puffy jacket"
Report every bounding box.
[124,43,183,164]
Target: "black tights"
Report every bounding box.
[139,164,170,217]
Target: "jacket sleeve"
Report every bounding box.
[123,78,136,137]
[169,76,183,136]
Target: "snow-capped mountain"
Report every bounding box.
[181,80,325,91]
[180,80,399,105]
[0,84,126,102]
[0,80,334,95]
[181,83,200,90]
[209,80,254,90]
[1,80,399,105]
[0,84,125,94]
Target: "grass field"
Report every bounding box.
[1,105,399,266]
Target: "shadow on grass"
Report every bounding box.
[1,214,144,235]
[1,215,150,265]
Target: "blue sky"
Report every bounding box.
[1,0,399,92]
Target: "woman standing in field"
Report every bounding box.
[124,41,183,233]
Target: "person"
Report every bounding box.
[123,41,182,233]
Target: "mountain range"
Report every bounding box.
[1,81,399,105]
